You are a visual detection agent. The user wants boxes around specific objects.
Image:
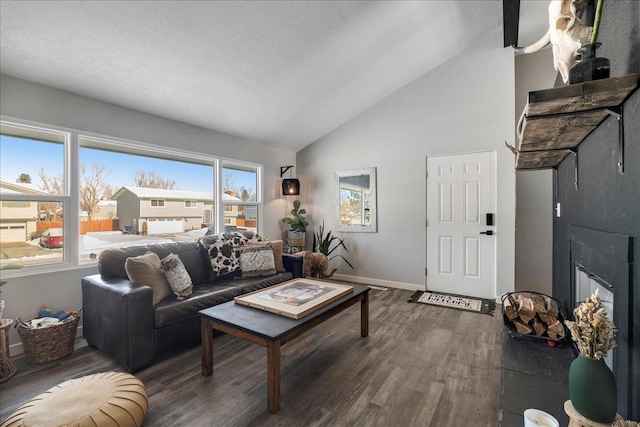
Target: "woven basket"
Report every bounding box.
[16,311,80,364]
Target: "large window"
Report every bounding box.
[0,123,68,266]
[222,163,261,233]
[0,120,263,271]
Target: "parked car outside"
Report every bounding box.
[40,228,64,248]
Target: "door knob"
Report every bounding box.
[480,230,494,235]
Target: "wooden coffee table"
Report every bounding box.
[200,283,369,413]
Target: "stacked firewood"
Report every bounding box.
[503,293,565,340]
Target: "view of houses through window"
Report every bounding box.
[222,163,259,234]
[0,121,262,269]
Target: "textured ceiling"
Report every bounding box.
[0,1,548,152]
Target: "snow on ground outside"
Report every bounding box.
[9,228,209,264]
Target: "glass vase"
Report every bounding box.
[569,354,617,422]
[569,42,611,84]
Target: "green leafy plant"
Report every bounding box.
[0,263,23,297]
[281,199,309,232]
[313,221,353,269]
[590,0,604,44]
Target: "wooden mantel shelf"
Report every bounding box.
[514,73,637,170]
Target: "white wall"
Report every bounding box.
[0,74,295,350]
[297,29,516,297]
[514,49,557,295]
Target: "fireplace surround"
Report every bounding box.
[553,86,638,420]
[568,225,631,418]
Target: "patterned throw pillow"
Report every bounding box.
[198,232,263,278]
[124,251,172,305]
[160,253,193,300]
[223,231,262,245]
[248,240,286,273]
[237,244,276,278]
[198,234,241,278]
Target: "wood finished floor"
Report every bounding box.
[0,288,502,426]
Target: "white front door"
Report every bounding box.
[426,151,496,299]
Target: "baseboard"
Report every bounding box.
[332,274,423,292]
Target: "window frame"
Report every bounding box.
[150,199,166,208]
[220,161,263,234]
[0,117,264,277]
[0,120,73,273]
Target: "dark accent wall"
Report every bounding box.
[553,1,640,420]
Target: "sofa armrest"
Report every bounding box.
[282,254,304,278]
[81,274,154,372]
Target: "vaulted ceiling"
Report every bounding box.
[0,1,548,151]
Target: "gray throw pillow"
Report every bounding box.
[124,251,172,305]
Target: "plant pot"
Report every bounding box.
[569,354,617,423]
[287,230,305,248]
[569,42,610,84]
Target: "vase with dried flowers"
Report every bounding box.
[569,0,611,84]
[565,288,618,423]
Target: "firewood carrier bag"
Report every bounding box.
[501,291,566,343]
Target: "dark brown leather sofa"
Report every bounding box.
[82,240,302,372]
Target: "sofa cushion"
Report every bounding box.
[125,251,172,305]
[153,272,293,328]
[160,253,193,300]
[238,244,276,278]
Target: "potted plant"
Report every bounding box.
[0,263,23,319]
[282,199,309,247]
[313,221,353,269]
[569,0,609,84]
[564,289,618,422]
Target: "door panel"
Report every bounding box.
[427,151,496,299]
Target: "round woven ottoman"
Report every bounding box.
[2,371,147,427]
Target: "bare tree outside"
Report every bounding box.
[222,170,236,195]
[16,173,32,183]
[222,171,255,201]
[102,184,115,199]
[80,163,112,221]
[38,168,64,220]
[134,171,177,189]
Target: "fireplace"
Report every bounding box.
[568,225,632,418]
[574,266,615,368]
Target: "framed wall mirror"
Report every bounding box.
[336,167,377,233]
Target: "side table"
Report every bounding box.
[564,400,624,427]
[0,318,17,384]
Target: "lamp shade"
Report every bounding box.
[282,178,300,195]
